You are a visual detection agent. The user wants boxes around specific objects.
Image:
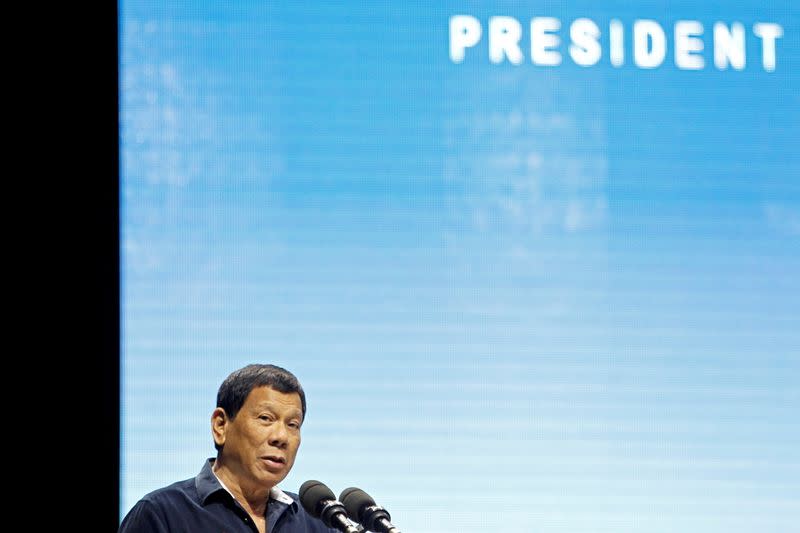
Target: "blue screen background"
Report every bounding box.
[120,2,799,531]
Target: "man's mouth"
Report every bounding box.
[262,455,286,466]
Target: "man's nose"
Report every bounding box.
[268,422,289,448]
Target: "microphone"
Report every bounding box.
[340,487,402,533]
[299,480,361,533]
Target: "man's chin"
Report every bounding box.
[258,468,289,487]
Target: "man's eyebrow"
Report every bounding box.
[253,402,303,418]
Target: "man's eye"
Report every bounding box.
[259,415,272,421]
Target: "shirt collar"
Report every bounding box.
[269,486,295,506]
[195,458,298,510]
[196,458,227,503]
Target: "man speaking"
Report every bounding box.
[119,364,341,533]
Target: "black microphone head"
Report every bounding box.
[339,487,376,521]
[299,480,336,518]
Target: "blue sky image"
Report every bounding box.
[120,2,798,531]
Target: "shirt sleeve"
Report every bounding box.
[118,499,170,533]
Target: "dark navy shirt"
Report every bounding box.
[119,459,340,533]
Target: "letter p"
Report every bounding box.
[450,15,482,63]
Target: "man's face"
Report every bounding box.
[214,386,303,490]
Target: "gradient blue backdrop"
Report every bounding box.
[120,2,799,531]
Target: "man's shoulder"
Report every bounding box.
[119,477,201,532]
[137,476,197,505]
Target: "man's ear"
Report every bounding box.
[211,407,228,448]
